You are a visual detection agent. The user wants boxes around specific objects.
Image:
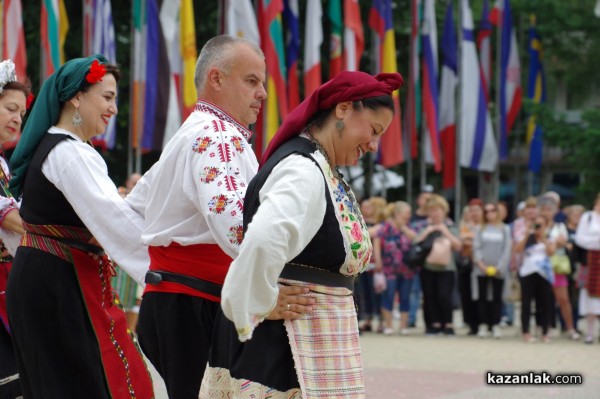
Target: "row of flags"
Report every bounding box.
[2,0,546,182]
[2,0,197,153]
[128,0,197,153]
[221,0,542,180]
[422,0,533,189]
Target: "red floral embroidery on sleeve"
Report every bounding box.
[200,166,221,183]
[192,136,213,154]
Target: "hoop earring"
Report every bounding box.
[72,109,83,127]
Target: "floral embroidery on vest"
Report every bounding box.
[311,151,372,275]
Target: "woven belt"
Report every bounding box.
[52,236,105,255]
[280,263,355,290]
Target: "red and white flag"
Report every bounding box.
[304,0,322,96]
[2,0,27,80]
[490,0,522,159]
[343,0,364,71]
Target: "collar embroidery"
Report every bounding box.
[195,100,253,141]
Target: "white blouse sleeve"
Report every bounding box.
[124,163,157,218]
[0,157,17,214]
[0,157,20,255]
[183,123,257,258]
[575,212,600,250]
[221,154,326,341]
[42,139,149,285]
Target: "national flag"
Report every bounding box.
[130,0,147,151]
[3,0,27,80]
[404,0,421,160]
[40,0,69,79]
[343,0,364,71]
[490,0,522,159]
[224,0,260,45]
[129,0,174,152]
[85,0,118,149]
[439,0,457,189]
[257,0,288,157]
[139,0,175,151]
[180,0,198,120]
[304,0,323,97]
[282,0,300,109]
[369,0,404,167]
[83,0,94,55]
[328,0,343,78]
[158,0,184,148]
[476,0,492,101]
[421,0,441,172]
[526,17,545,173]
[459,0,497,172]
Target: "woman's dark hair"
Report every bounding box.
[2,80,30,98]
[79,63,121,92]
[306,94,395,130]
[354,94,395,113]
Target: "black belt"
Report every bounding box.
[145,270,222,298]
[280,263,355,290]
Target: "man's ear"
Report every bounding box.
[207,67,222,90]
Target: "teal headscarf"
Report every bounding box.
[9,54,109,198]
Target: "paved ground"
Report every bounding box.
[148,311,600,398]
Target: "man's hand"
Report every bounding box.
[266,285,316,320]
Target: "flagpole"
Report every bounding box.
[127,1,135,177]
[454,0,462,223]
[420,126,426,190]
[407,140,413,205]
[494,0,503,202]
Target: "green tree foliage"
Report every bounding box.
[514,0,600,203]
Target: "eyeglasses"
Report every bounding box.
[484,208,497,213]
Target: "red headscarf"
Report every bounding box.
[261,70,404,164]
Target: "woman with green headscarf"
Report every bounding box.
[5,55,154,398]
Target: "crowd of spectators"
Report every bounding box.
[356,187,600,344]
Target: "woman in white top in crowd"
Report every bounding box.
[515,214,555,343]
[574,193,600,344]
[538,195,580,340]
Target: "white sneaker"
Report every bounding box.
[477,325,488,338]
[383,328,394,335]
[492,325,502,339]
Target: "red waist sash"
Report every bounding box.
[144,242,232,302]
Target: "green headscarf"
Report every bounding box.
[9,54,109,198]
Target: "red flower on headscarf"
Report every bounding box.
[86,60,106,84]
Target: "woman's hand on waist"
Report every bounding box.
[266,285,316,321]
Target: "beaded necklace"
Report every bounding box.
[305,132,363,224]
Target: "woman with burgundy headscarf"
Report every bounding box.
[200,71,402,398]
